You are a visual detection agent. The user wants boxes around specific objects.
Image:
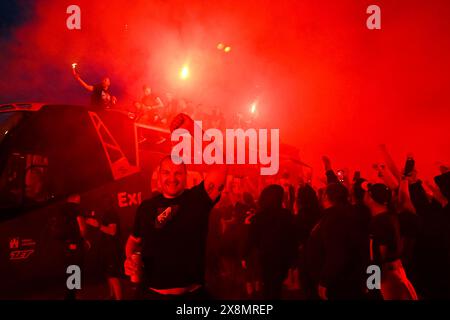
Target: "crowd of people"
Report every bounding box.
[123,114,450,300]
[71,69,450,301]
[203,154,450,300]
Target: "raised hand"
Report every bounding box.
[71,66,79,78]
[170,113,193,134]
[321,156,332,172]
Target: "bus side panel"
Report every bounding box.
[0,203,68,299]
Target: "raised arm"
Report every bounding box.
[374,163,399,190]
[379,144,402,181]
[72,67,94,92]
[398,176,416,213]
[322,156,339,185]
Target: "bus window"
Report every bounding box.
[0,153,49,209]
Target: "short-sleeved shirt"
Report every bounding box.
[132,181,217,289]
[91,84,112,109]
[369,211,402,265]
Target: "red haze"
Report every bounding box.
[0,0,449,181]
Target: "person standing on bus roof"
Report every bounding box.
[72,66,117,110]
[137,85,165,124]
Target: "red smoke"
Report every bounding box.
[0,0,449,182]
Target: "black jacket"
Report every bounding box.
[305,203,368,298]
[246,207,297,268]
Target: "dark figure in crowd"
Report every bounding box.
[322,156,340,185]
[280,172,295,212]
[78,195,123,300]
[237,192,260,298]
[54,194,84,300]
[362,182,418,300]
[72,67,117,110]
[412,171,450,299]
[435,171,450,220]
[393,176,421,294]
[205,205,226,298]
[296,184,322,252]
[352,178,373,242]
[435,172,450,279]
[295,183,323,297]
[244,184,296,299]
[218,177,243,270]
[237,192,257,222]
[305,183,367,300]
[214,184,243,298]
[124,113,227,299]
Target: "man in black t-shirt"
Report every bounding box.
[72,67,117,109]
[79,201,123,300]
[132,178,217,291]
[244,185,296,300]
[305,183,367,300]
[124,113,227,299]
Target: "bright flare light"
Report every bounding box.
[251,101,257,114]
[224,46,231,53]
[180,65,189,80]
[217,43,224,50]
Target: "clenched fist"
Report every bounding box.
[170,113,194,134]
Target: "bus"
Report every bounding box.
[0,102,305,298]
[0,103,173,298]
